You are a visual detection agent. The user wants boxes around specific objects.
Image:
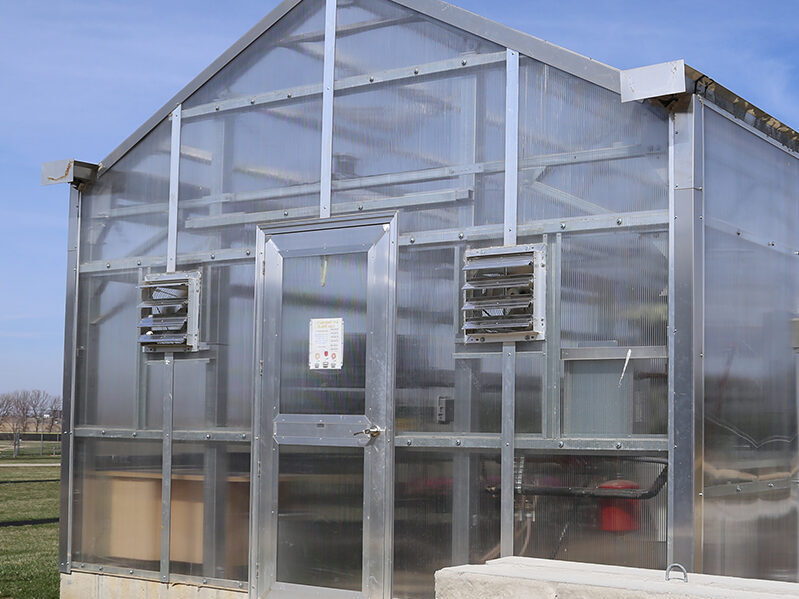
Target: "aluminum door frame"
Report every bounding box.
[251,212,397,599]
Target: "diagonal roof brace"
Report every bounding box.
[619,59,687,103]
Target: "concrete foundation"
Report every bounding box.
[60,572,246,599]
[435,557,799,599]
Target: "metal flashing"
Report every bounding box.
[620,60,686,103]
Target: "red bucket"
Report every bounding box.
[598,479,640,532]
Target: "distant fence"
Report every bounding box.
[0,433,61,442]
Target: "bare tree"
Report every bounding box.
[0,392,12,431]
[46,395,63,432]
[28,389,54,433]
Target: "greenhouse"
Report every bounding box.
[44,0,798,597]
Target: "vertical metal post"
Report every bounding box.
[160,353,175,582]
[59,184,81,574]
[668,94,704,571]
[319,0,337,219]
[503,49,519,247]
[500,49,520,557]
[544,234,562,439]
[167,105,181,272]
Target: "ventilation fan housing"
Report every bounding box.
[462,244,546,343]
[138,272,201,353]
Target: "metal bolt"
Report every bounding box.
[105,263,110,269]
[137,260,141,266]
[616,218,622,225]
[250,97,255,105]
[81,564,85,569]
[455,439,461,446]
[98,566,103,571]
[206,433,211,439]
[214,105,220,111]
[768,482,774,488]
[241,433,246,439]
[698,492,703,497]
[406,439,412,446]
[560,223,566,230]
[129,569,134,575]
[736,485,742,492]
[101,430,105,435]
[768,241,775,247]
[558,441,564,448]
[458,232,464,239]
[414,68,419,75]
[132,432,137,437]
[358,204,363,211]
[461,58,467,66]
[505,442,510,447]
[287,93,292,99]
[409,237,415,244]
[211,253,216,259]
[615,442,622,449]
[245,249,251,256]
[369,76,374,83]
[283,210,289,216]
[202,579,207,584]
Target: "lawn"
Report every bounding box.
[0,440,61,462]
[0,465,60,599]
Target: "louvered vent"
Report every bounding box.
[462,244,546,343]
[138,272,201,353]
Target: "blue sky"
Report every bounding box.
[1,0,797,396]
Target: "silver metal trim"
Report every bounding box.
[668,94,704,572]
[561,346,667,361]
[59,185,81,574]
[319,0,336,219]
[500,342,515,556]
[504,49,519,246]
[160,353,175,582]
[167,106,181,273]
[72,427,250,442]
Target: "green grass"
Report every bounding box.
[0,466,60,599]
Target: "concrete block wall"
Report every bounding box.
[436,557,799,599]
[61,572,246,599]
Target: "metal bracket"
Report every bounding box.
[665,563,688,582]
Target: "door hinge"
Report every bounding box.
[262,259,265,276]
[259,359,264,376]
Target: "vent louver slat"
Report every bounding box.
[138,271,202,353]
[461,244,546,343]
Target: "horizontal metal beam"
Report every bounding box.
[80,246,254,273]
[705,216,798,257]
[69,563,245,590]
[185,188,472,229]
[182,51,506,119]
[702,478,797,498]
[561,345,667,361]
[515,436,669,452]
[399,209,669,246]
[396,433,501,449]
[72,427,250,442]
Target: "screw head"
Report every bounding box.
[616,218,622,225]
[241,433,246,439]
[414,68,419,75]
[101,430,105,435]
[245,249,251,256]
[283,210,289,216]
[132,432,137,437]
[137,260,142,266]
[202,578,207,584]
[210,253,215,259]
[358,204,363,211]
[615,442,622,449]
[369,76,375,82]
[98,566,103,571]
[105,263,111,269]
[560,223,566,230]
[409,237,415,244]
[736,486,742,492]
[129,569,134,575]
[287,92,292,98]
[461,58,467,65]
[458,232,464,239]
[455,439,461,446]
[406,439,412,446]
[214,105,220,111]
[250,97,255,104]
[206,433,211,439]
[558,441,564,448]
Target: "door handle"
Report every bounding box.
[353,424,381,439]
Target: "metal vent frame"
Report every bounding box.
[462,244,546,343]
[138,271,202,353]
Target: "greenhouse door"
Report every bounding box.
[254,214,397,599]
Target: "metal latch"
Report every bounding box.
[353,424,381,439]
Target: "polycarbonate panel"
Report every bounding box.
[513,452,666,570]
[72,439,162,571]
[183,0,325,109]
[394,449,500,599]
[172,262,253,429]
[75,270,142,426]
[169,443,250,581]
[514,352,544,434]
[177,96,322,254]
[79,119,170,263]
[277,446,364,589]
[562,358,667,436]
[396,244,504,433]
[279,252,368,414]
[702,225,798,581]
[560,231,668,348]
[332,32,506,232]
[704,109,799,248]
[517,59,668,223]
[335,0,501,78]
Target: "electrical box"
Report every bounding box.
[436,396,454,424]
[461,244,546,343]
[138,272,202,353]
